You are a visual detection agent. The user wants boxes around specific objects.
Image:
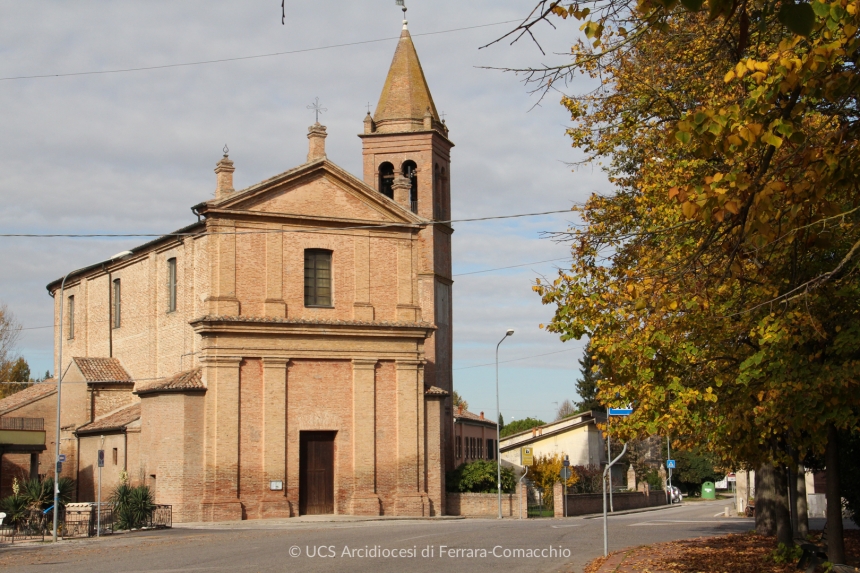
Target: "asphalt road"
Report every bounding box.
[0,501,772,573]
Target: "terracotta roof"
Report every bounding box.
[135,368,204,395]
[454,408,497,427]
[0,380,56,415]
[373,28,440,133]
[76,403,140,435]
[425,385,449,396]
[73,357,132,383]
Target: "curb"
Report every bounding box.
[174,515,466,529]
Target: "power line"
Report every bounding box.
[453,257,570,276]
[0,209,574,238]
[453,345,582,371]
[0,20,522,82]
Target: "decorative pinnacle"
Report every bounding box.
[396,0,407,27]
[307,97,327,123]
[222,144,229,157]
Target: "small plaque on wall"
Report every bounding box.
[270,480,284,491]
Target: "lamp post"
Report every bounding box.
[495,328,514,519]
[52,250,132,542]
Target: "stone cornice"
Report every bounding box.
[190,315,436,338]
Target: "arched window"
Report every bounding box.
[378,162,394,199]
[402,160,418,213]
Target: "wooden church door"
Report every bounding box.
[299,432,335,515]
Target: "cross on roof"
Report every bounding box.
[440,111,447,122]
[307,97,328,123]
[366,102,372,114]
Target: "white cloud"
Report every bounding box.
[0,0,610,417]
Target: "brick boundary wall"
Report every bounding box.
[446,490,522,518]
[559,490,668,516]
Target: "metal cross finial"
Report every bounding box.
[440,111,447,122]
[366,102,372,114]
[307,97,327,123]
[223,144,229,157]
[396,0,407,15]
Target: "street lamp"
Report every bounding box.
[495,328,514,519]
[52,249,132,542]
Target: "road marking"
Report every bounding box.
[629,519,750,526]
[550,524,582,528]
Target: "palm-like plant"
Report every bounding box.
[0,494,29,527]
[110,484,154,530]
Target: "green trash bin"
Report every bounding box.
[701,481,716,499]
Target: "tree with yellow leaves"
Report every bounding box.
[498,0,859,559]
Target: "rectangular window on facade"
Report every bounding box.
[112,448,118,465]
[487,439,495,460]
[167,257,177,313]
[67,295,75,339]
[456,436,461,459]
[113,279,121,329]
[304,249,332,307]
[478,438,483,459]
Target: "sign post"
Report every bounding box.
[562,456,570,517]
[97,439,105,537]
[606,408,632,513]
[603,442,628,557]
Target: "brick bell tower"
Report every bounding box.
[359,15,455,470]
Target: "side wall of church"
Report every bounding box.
[52,234,210,386]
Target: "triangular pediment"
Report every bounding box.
[206,160,421,225]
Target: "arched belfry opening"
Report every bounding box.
[379,162,394,199]
[402,160,418,213]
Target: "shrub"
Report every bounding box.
[446,460,516,493]
[0,494,30,527]
[17,477,74,511]
[570,464,603,494]
[110,484,155,530]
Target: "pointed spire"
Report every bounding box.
[372,26,440,134]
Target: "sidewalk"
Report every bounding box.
[175,514,465,529]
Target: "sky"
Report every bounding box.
[0,1,611,423]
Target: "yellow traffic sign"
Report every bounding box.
[522,447,534,466]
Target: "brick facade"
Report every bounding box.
[30,22,453,522]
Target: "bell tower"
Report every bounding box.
[359,14,455,470]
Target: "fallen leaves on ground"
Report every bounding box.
[583,530,860,572]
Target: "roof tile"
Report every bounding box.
[135,368,204,395]
[0,380,56,415]
[73,357,132,383]
[76,403,140,434]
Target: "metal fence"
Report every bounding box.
[149,505,172,529]
[526,482,553,518]
[1,504,171,544]
[0,510,48,544]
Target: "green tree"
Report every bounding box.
[498,412,505,429]
[446,460,516,494]
[575,342,603,413]
[452,390,468,412]
[500,417,545,438]
[0,304,29,399]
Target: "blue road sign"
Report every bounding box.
[608,408,633,416]
[58,454,66,463]
[667,459,676,469]
[98,450,105,468]
[560,468,572,480]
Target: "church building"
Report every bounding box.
[37,19,455,521]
